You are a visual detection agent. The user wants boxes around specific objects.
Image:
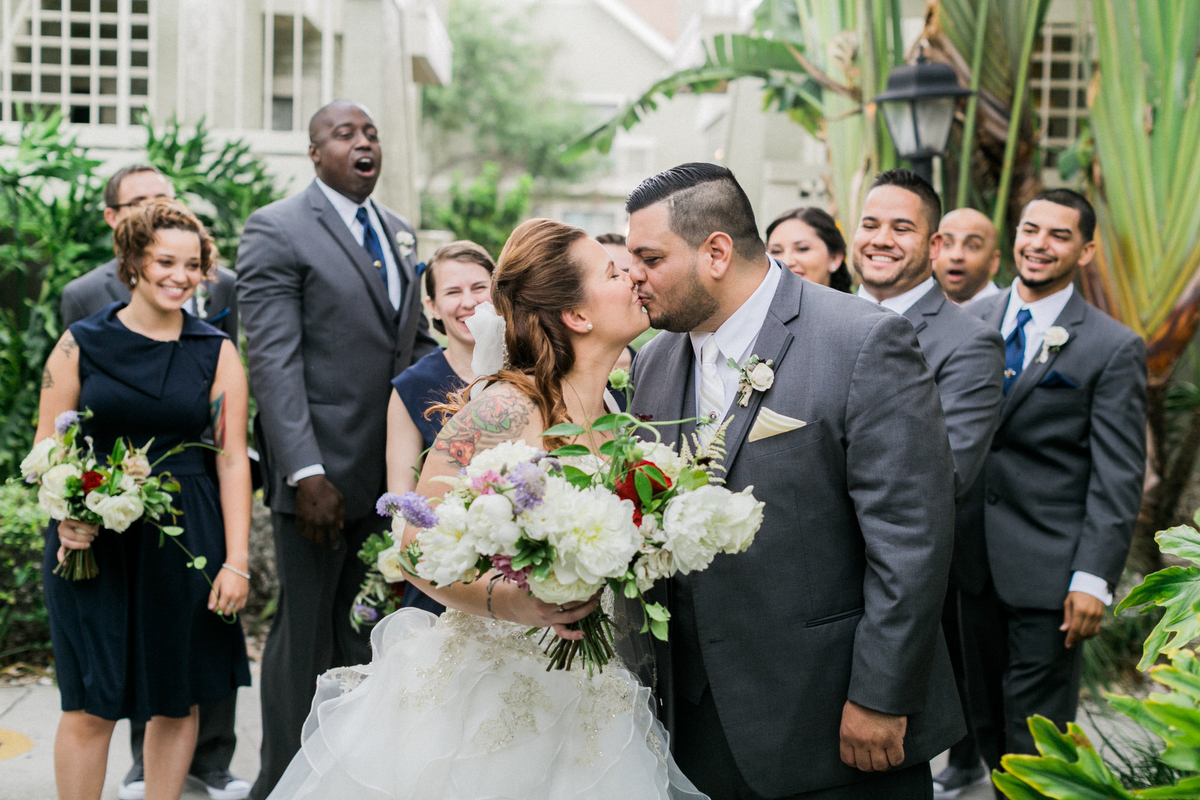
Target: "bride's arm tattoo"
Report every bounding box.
[432,389,533,468]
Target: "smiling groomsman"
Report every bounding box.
[963,190,1146,769]
[236,100,436,799]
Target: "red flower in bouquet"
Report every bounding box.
[80,470,104,494]
[614,460,672,525]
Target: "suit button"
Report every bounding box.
[987,493,999,505]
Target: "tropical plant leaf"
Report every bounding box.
[1115,526,1200,669]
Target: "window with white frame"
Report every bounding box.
[6,0,152,125]
[1029,21,1092,166]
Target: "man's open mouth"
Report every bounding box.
[354,156,376,176]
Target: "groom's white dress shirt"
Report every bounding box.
[689,260,782,419]
[856,275,937,314]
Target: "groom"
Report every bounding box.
[627,163,964,799]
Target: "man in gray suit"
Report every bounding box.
[627,163,964,800]
[236,100,436,799]
[851,170,1006,798]
[61,164,239,340]
[963,189,1147,767]
[60,163,247,800]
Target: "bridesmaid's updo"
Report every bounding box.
[112,198,217,289]
[484,218,589,440]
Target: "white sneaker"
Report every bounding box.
[187,770,252,800]
[116,779,146,800]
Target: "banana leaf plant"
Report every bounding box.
[995,521,1200,798]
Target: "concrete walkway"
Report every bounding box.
[0,663,1001,800]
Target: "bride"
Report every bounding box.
[266,219,706,799]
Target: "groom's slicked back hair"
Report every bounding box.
[870,168,941,234]
[626,162,764,261]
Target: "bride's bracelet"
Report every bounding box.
[486,574,503,620]
[221,563,250,580]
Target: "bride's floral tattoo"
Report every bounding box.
[433,389,533,468]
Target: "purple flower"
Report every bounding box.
[507,461,545,513]
[395,492,439,530]
[352,604,379,624]
[54,411,79,435]
[491,555,530,590]
[376,492,403,517]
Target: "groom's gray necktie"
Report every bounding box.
[697,336,724,446]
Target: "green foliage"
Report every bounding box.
[422,162,532,258]
[996,517,1200,798]
[0,481,50,665]
[421,0,593,186]
[0,111,279,483]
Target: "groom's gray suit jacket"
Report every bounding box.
[236,180,437,519]
[971,289,1146,609]
[631,268,965,797]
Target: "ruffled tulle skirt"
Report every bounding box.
[266,608,706,799]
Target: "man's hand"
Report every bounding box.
[1061,591,1105,648]
[295,475,344,546]
[839,700,907,772]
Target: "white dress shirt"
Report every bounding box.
[999,280,1110,605]
[959,280,1002,308]
[289,179,404,486]
[856,275,937,315]
[689,262,782,419]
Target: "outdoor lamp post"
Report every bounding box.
[874,55,972,185]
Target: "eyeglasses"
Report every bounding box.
[108,193,170,210]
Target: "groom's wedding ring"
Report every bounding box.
[556,604,565,613]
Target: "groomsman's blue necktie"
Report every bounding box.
[355,206,389,292]
[1003,308,1033,395]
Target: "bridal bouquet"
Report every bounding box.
[20,410,218,592]
[365,370,765,673]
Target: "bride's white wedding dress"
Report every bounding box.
[266,597,706,799]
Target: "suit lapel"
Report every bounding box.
[718,270,801,471]
[902,283,945,335]
[999,290,1088,426]
[641,334,694,451]
[372,202,415,298]
[307,182,396,330]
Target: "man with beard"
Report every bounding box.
[852,171,1005,798]
[934,208,1003,309]
[963,190,1146,769]
[236,100,436,799]
[627,162,964,799]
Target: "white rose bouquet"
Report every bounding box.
[360,370,765,674]
[20,410,225,603]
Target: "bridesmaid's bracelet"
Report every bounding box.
[221,563,250,580]
[486,574,503,619]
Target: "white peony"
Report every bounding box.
[40,463,80,500]
[95,491,144,533]
[634,441,685,481]
[38,485,69,521]
[518,475,584,542]
[463,440,541,479]
[21,437,58,481]
[633,541,674,592]
[526,569,604,605]
[660,484,763,573]
[377,545,409,584]
[747,361,775,391]
[415,503,481,586]
[466,493,521,555]
[549,485,641,584]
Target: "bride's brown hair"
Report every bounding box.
[433,218,589,445]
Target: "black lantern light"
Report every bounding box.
[873,55,972,185]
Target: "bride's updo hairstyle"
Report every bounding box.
[435,218,588,443]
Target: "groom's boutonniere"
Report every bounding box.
[395,230,415,258]
[730,355,775,407]
[194,282,210,319]
[1036,326,1069,364]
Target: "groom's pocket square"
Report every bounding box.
[748,407,806,443]
[1038,371,1078,389]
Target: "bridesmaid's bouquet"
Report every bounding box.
[363,370,765,674]
[20,410,213,587]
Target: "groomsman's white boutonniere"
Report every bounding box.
[395,230,415,258]
[730,355,775,406]
[1037,326,1070,363]
[194,282,209,319]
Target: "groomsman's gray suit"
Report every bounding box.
[962,288,1146,764]
[60,259,240,339]
[631,268,965,798]
[236,179,436,797]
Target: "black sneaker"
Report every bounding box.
[187,769,252,800]
[933,763,988,798]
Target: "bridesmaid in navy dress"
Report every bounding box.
[36,199,252,800]
[385,241,494,614]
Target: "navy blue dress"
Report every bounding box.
[389,349,465,615]
[43,303,251,722]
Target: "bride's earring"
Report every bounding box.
[129,275,137,286]
[586,323,593,331]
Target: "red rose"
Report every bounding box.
[80,470,104,494]
[614,460,672,526]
